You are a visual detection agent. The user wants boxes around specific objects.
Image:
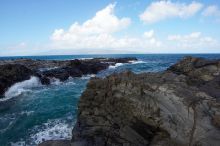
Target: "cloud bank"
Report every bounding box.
[50,4,161,52]
[2,1,219,56]
[139,1,203,24]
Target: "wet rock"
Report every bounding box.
[0,64,35,95]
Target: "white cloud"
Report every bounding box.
[143,29,154,38]
[49,3,219,54]
[202,5,220,17]
[167,32,218,49]
[140,1,203,24]
[52,3,131,40]
[50,4,161,52]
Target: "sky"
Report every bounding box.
[0,0,220,56]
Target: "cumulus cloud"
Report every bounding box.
[167,32,218,49]
[52,3,131,40]
[50,4,161,51]
[47,3,219,54]
[202,5,220,17]
[139,1,203,24]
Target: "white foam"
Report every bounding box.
[78,58,94,60]
[109,63,124,69]
[20,111,34,116]
[81,74,96,80]
[30,119,72,145]
[2,76,42,101]
[63,77,76,85]
[39,67,58,72]
[129,60,145,64]
[49,77,62,85]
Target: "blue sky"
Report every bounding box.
[0,0,220,56]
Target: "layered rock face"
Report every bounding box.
[68,56,220,146]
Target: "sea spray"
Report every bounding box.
[49,77,62,85]
[3,76,42,100]
[109,63,124,69]
[129,60,146,64]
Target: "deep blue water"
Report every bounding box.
[0,54,220,146]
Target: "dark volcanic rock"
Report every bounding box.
[39,56,220,146]
[41,58,135,81]
[0,57,137,97]
[0,59,69,71]
[0,64,35,95]
[41,60,108,81]
[70,70,220,146]
[68,59,109,74]
[168,56,220,99]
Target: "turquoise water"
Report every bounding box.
[0,54,220,146]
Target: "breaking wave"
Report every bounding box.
[49,77,62,85]
[129,60,146,64]
[81,74,96,80]
[2,76,42,101]
[109,63,124,69]
[11,118,73,146]
[30,119,72,145]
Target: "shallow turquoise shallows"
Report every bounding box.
[0,54,220,146]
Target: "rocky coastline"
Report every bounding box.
[0,57,137,97]
[40,56,220,146]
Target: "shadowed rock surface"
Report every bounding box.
[40,56,220,146]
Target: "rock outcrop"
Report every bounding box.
[41,56,220,146]
[0,64,36,95]
[0,57,137,96]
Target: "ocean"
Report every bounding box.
[0,54,220,146]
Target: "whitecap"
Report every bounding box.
[30,119,72,145]
[20,111,34,116]
[39,67,58,72]
[2,76,42,101]
[109,63,124,69]
[49,78,62,85]
[78,58,94,60]
[129,60,146,64]
[81,74,96,80]
[63,77,76,85]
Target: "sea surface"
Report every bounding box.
[0,54,220,146]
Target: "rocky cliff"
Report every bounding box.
[41,56,220,146]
